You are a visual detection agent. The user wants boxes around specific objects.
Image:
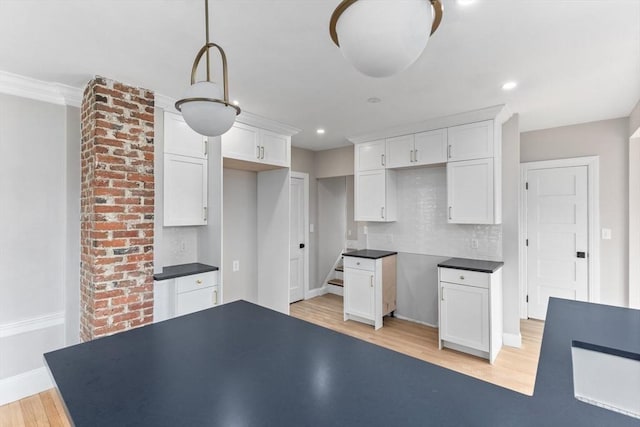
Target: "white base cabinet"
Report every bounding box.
[438,267,503,364]
[154,271,219,322]
[343,255,397,330]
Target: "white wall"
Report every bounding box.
[317,177,348,288]
[0,94,71,399]
[223,168,258,303]
[521,117,629,307]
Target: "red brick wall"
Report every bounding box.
[80,76,155,341]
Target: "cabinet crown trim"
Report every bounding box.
[348,105,513,145]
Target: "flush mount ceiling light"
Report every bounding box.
[175,0,240,136]
[502,81,518,91]
[316,128,326,134]
[329,0,444,78]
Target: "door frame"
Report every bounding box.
[291,171,310,300]
[630,128,640,309]
[519,156,600,318]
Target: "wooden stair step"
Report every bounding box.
[335,265,344,272]
[327,278,344,287]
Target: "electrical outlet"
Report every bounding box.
[601,228,612,240]
[232,260,240,272]
[363,225,368,235]
[471,239,479,249]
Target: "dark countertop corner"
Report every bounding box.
[342,249,398,259]
[437,257,504,273]
[153,263,218,281]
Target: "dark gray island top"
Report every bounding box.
[438,257,504,273]
[343,249,397,259]
[44,298,640,426]
[153,262,218,281]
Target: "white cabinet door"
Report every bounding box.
[164,154,208,226]
[175,286,219,316]
[414,128,447,165]
[356,140,386,171]
[355,170,386,221]
[447,120,494,161]
[164,111,207,159]
[344,269,375,320]
[261,130,289,167]
[447,158,494,224]
[221,122,260,162]
[385,135,414,168]
[440,282,489,352]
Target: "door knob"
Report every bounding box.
[299,243,305,249]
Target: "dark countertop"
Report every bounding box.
[153,263,218,281]
[44,299,640,426]
[438,257,504,273]
[343,249,398,259]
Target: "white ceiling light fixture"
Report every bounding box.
[502,81,518,91]
[316,128,326,135]
[329,0,444,78]
[457,0,476,6]
[175,0,240,136]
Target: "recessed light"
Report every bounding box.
[232,100,240,106]
[316,129,325,135]
[367,97,382,104]
[457,0,476,6]
[502,81,518,91]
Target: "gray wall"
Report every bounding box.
[631,99,640,136]
[317,177,347,288]
[0,94,67,380]
[501,115,521,339]
[291,147,318,294]
[316,146,354,178]
[521,117,629,306]
[223,168,258,303]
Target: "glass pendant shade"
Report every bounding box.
[334,0,435,78]
[179,81,237,137]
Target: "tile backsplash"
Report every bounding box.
[366,166,502,260]
[160,227,199,267]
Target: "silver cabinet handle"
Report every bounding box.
[448,206,452,220]
[204,206,207,221]
[381,153,385,167]
[460,275,465,280]
[260,146,265,159]
[414,149,418,162]
[203,138,208,156]
[214,290,218,305]
[370,276,374,288]
[256,145,260,159]
[447,145,452,159]
[441,288,445,301]
[410,150,414,163]
[381,206,385,219]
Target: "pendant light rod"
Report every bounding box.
[205,0,211,82]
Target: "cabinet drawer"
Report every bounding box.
[344,256,375,271]
[175,286,219,316]
[440,268,489,288]
[176,271,217,294]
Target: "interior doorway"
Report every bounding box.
[520,157,600,320]
[290,172,309,303]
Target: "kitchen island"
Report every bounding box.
[45,298,639,426]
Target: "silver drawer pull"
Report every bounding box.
[459,276,464,280]
[196,279,203,285]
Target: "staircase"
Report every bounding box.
[326,249,355,296]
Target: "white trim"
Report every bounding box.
[291,172,310,300]
[306,286,328,299]
[520,156,600,319]
[502,332,522,348]
[0,70,82,107]
[632,127,640,139]
[155,93,178,114]
[629,135,640,309]
[394,314,438,329]
[347,104,512,144]
[0,311,65,338]
[0,367,54,406]
[327,284,344,296]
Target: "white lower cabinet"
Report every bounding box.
[154,271,219,321]
[438,267,502,364]
[343,255,397,330]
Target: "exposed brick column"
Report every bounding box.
[80,76,155,341]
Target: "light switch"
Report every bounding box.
[471,239,479,249]
[310,224,314,233]
[232,260,240,272]
[601,228,612,240]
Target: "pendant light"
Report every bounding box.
[329,0,444,78]
[175,0,240,136]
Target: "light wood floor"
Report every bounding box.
[1,294,544,426]
[290,294,544,396]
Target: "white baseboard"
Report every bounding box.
[394,314,438,329]
[326,285,343,296]
[306,286,328,299]
[503,332,522,348]
[0,367,53,405]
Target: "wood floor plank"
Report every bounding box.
[39,390,68,427]
[18,395,49,427]
[0,401,26,427]
[290,294,543,395]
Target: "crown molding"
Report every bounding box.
[0,70,83,107]
[347,104,513,144]
[155,92,300,136]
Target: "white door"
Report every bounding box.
[289,177,305,303]
[440,282,489,351]
[527,166,588,320]
[344,269,375,319]
[385,135,414,168]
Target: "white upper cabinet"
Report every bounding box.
[222,122,290,168]
[447,158,495,224]
[386,129,448,168]
[356,140,386,171]
[447,120,494,162]
[164,153,208,226]
[163,111,207,159]
[355,169,396,222]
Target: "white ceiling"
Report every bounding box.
[0,0,638,150]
